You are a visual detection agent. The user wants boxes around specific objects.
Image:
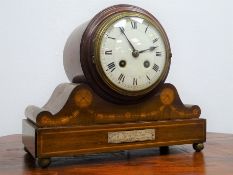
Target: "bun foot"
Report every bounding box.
[193,143,204,152]
[37,158,51,168]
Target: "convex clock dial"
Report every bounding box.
[100,16,167,92]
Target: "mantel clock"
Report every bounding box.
[22,4,206,168]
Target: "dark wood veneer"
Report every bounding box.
[22,82,205,167]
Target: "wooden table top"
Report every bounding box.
[0,132,232,175]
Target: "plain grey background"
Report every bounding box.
[0,0,233,136]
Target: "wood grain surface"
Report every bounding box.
[25,83,201,127]
[0,133,232,175]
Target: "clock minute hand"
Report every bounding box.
[119,27,136,52]
[138,46,157,54]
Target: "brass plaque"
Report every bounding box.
[108,129,155,144]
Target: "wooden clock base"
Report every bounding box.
[22,83,206,168]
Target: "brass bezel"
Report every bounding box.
[94,12,171,97]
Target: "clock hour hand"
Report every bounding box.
[119,27,136,52]
[138,46,157,54]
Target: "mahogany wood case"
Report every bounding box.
[22,4,206,168]
[22,82,206,167]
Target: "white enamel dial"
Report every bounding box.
[99,16,167,92]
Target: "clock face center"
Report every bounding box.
[132,50,139,58]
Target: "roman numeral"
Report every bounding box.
[118,73,125,83]
[156,52,162,56]
[131,21,137,29]
[146,75,150,80]
[153,38,159,43]
[106,34,116,40]
[106,62,116,72]
[145,24,149,33]
[105,50,112,55]
[133,78,137,85]
[108,36,116,40]
[119,27,125,33]
[152,64,159,72]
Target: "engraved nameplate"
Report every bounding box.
[108,129,155,144]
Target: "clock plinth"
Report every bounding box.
[22,82,206,168]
